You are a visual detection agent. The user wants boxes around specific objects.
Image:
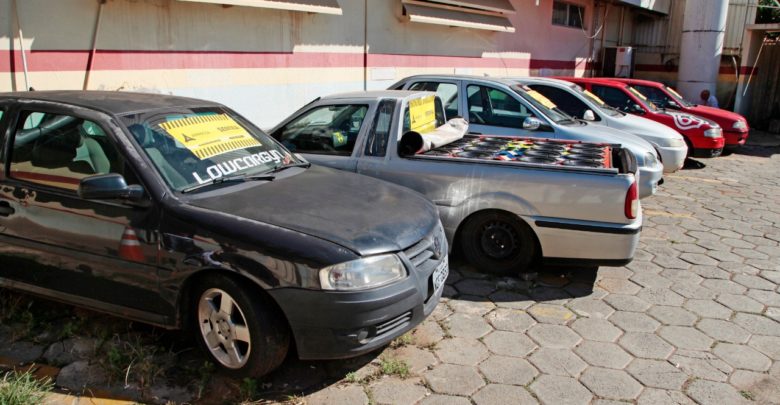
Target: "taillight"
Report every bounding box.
[625,179,638,219]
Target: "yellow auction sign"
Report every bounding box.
[409,95,437,133]
[159,114,261,160]
[583,89,606,105]
[526,90,558,110]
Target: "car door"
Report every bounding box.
[0,104,166,314]
[271,102,370,171]
[463,83,553,137]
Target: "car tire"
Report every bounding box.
[191,274,289,378]
[459,211,537,276]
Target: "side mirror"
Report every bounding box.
[629,104,646,115]
[78,173,145,201]
[583,110,596,121]
[666,100,681,109]
[522,117,543,131]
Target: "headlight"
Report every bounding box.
[666,137,686,148]
[732,121,747,130]
[319,254,406,291]
[703,128,723,138]
[644,152,658,167]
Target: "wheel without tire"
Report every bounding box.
[191,274,289,377]
[459,211,537,275]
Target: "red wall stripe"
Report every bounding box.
[634,63,757,76]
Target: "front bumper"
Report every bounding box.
[637,162,663,198]
[724,130,748,147]
[268,241,447,360]
[656,145,688,173]
[691,147,723,158]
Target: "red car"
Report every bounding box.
[557,77,725,158]
[607,78,748,152]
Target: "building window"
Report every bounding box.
[552,1,584,29]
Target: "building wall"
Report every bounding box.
[1,0,599,127]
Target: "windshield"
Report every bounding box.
[572,84,623,117]
[510,85,576,124]
[120,107,299,192]
[626,85,659,112]
[664,86,694,107]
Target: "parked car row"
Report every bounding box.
[0,74,749,378]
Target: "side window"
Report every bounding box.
[408,81,459,118]
[10,111,123,191]
[531,85,595,120]
[591,85,633,112]
[276,104,368,156]
[364,100,396,157]
[467,85,532,128]
[633,85,670,107]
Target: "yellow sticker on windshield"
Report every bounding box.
[159,114,261,160]
[583,89,606,105]
[667,87,683,100]
[526,90,558,109]
[628,86,648,101]
[409,95,437,133]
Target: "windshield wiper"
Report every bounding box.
[266,161,312,174]
[181,173,276,193]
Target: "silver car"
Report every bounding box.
[391,75,664,198]
[513,77,688,173]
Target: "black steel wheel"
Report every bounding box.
[459,211,537,275]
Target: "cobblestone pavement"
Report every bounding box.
[0,134,779,405]
[294,136,780,405]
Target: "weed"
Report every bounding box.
[379,358,410,378]
[0,371,53,405]
[100,334,168,389]
[390,333,414,348]
[740,390,755,401]
[240,378,259,401]
[345,371,360,383]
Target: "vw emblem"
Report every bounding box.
[433,237,442,259]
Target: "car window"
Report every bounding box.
[632,85,671,107]
[276,104,367,156]
[10,111,124,192]
[364,99,396,157]
[408,82,459,118]
[591,85,634,112]
[530,85,596,120]
[467,85,533,128]
[402,97,447,133]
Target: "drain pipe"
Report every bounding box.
[676,0,729,101]
[84,0,106,90]
[12,0,30,91]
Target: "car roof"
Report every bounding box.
[320,90,430,101]
[0,90,221,115]
[556,77,628,87]
[398,74,519,86]
[602,77,663,87]
[508,77,578,88]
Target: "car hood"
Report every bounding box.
[687,105,747,128]
[611,114,686,146]
[188,165,438,256]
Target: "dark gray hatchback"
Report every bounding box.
[0,91,448,377]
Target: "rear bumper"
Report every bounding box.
[529,213,642,265]
[656,145,688,173]
[637,163,663,198]
[723,130,748,147]
[268,254,446,360]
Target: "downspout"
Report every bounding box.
[83,0,106,90]
[12,0,30,91]
[599,2,609,77]
[617,5,625,46]
[363,0,367,91]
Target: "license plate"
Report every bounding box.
[432,257,449,293]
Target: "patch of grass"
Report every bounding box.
[379,358,410,378]
[100,334,168,389]
[0,371,53,405]
[240,378,259,401]
[740,390,755,401]
[344,371,360,383]
[390,333,414,348]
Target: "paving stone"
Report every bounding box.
[637,388,696,405]
[652,255,692,270]
[431,303,453,321]
[454,279,497,296]
[713,343,772,371]
[603,294,652,312]
[580,367,642,400]
[488,291,534,310]
[660,268,704,284]
[434,337,488,366]
[618,332,675,359]
[391,346,438,374]
[733,274,777,290]
[630,273,673,289]
[575,341,632,369]
[447,299,495,316]
[636,288,685,306]
[610,311,661,332]
[648,306,698,326]
[696,319,751,344]
[527,303,575,325]
[669,350,733,382]
[445,313,493,339]
[627,358,688,390]
[746,289,780,307]
[424,364,485,396]
[599,266,633,279]
[478,356,537,386]
[529,375,592,405]
[701,279,748,295]
[55,360,110,393]
[566,298,614,319]
[760,270,780,284]
[691,265,732,280]
[418,395,472,405]
[472,384,537,405]
[672,281,719,299]
[368,378,427,405]
[729,369,771,389]
[685,379,750,405]
[680,252,720,266]
[485,308,535,333]
[733,313,780,336]
[596,278,641,294]
[684,299,734,319]
[659,326,715,350]
[527,324,581,349]
[766,306,780,322]
[412,320,445,347]
[715,293,765,313]
[529,348,586,378]
[570,318,622,342]
[747,335,780,360]
[482,331,537,358]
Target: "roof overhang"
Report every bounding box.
[401,0,515,33]
[177,0,342,15]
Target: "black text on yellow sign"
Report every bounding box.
[159,114,262,159]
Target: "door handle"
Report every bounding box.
[468,132,482,135]
[0,201,14,217]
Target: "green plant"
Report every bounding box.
[390,333,414,348]
[740,390,755,401]
[100,334,167,389]
[0,371,53,405]
[344,371,359,383]
[240,378,259,401]
[379,358,410,378]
